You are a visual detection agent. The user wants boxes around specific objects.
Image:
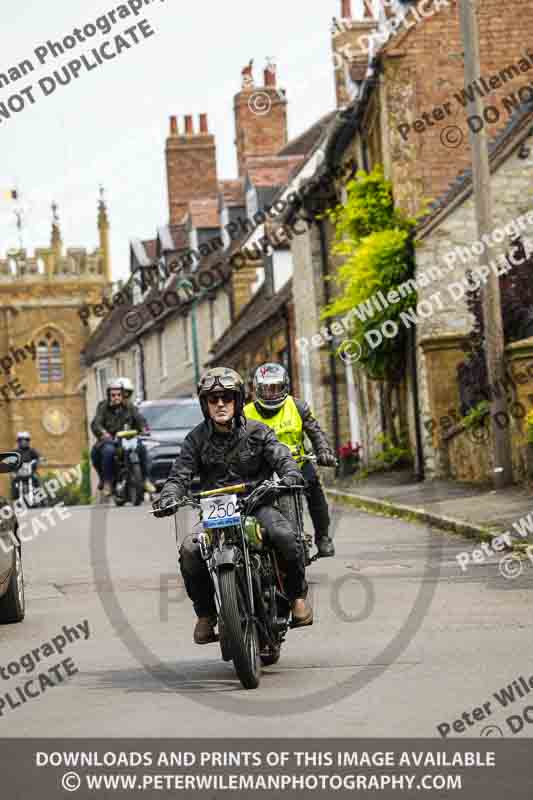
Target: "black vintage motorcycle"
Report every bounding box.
[158,477,315,690]
[112,430,144,507]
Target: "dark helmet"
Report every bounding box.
[253,362,289,410]
[197,367,245,421]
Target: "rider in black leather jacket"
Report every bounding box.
[155,366,313,644]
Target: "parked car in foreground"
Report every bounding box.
[0,451,25,624]
[138,398,203,489]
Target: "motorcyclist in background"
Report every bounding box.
[244,363,337,558]
[153,367,313,645]
[90,380,155,496]
[12,431,41,500]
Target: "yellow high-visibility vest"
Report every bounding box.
[244,396,305,463]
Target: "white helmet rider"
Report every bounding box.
[117,377,134,400]
[16,431,31,448]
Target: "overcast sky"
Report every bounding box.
[0,0,360,281]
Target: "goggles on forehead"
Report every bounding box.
[201,374,238,391]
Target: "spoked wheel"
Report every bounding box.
[219,568,260,689]
[128,464,144,506]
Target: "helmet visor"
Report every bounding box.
[258,381,286,402]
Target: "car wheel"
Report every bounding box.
[0,545,25,623]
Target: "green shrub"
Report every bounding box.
[374,432,412,468]
[40,449,93,506]
[461,401,489,430]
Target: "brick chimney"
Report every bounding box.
[165,114,218,225]
[332,0,378,108]
[233,59,288,177]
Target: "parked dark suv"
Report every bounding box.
[139,398,203,489]
[0,451,25,624]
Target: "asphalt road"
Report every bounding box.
[1,497,533,738]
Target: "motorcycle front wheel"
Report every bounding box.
[219,568,260,689]
[128,464,144,506]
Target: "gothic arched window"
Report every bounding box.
[37,333,64,383]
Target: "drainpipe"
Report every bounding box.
[318,218,341,477]
[191,301,201,386]
[283,305,293,384]
[138,338,147,401]
[409,325,425,481]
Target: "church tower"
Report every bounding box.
[0,193,112,484]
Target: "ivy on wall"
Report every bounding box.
[321,165,421,381]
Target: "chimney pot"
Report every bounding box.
[199,113,208,134]
[264,63,277,87]
[169,115,178,135]
[341,0,352,18]
[184,114,194,135]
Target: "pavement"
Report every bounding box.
[325,468,533,544]
[3,500,533,740]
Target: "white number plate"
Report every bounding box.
[200,494,241,529]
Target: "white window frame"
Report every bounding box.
[133,348,143,399]
[158,329,167,380]
[183,316,192,365]
[246,186,258,218]
[220,206,231,250]
[95,365,109,402]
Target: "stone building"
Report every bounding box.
[0,195,111,492]
[81,60,299,482]
[281,0,533,474]
[415,105,533,482]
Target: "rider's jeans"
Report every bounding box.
[92,440,149,482]
[100,441,118,482]
[301,461,331,541]
[179,503,308,618]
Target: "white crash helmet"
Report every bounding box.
[118,377,134,398]
[17,431,31,442]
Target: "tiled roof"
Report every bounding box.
[209,279,293,362]
[245,156,304,188]
[277,111,337,157]
[416,101,533,237]
[82,300,137,365]
[142,239,157,262]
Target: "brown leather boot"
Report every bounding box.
[291,598,313,628]
[193,616,218,644]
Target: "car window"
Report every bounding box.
[141,403,203,430]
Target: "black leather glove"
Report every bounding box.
[152,495,181,518]
[316,449,338,468]
[280,474,305,488]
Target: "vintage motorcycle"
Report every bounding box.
[112,430,144,507]
[12,459,46,509]
[157,477,315,690]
